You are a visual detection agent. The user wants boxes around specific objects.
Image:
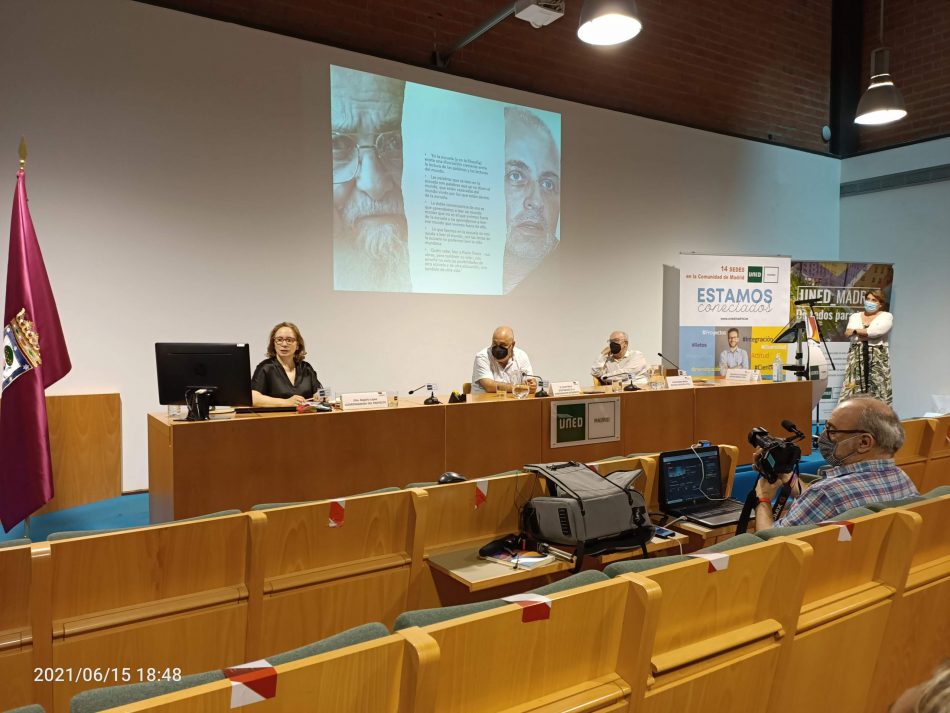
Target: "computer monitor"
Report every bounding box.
[657,446,722,509]
[155,343,252,417]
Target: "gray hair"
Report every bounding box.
[844,394,905,453]
[918,660,950,713]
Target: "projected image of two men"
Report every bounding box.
[330,65,561,295]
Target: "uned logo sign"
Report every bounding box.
[747,266,763,283]
[556,403,586,443]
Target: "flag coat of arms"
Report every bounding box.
[0,167,71,531]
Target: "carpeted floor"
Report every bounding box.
[0,493,150,542]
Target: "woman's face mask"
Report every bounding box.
[864,300,879,313]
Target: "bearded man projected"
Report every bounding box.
[331,66,411,292]
[502,107,561,294]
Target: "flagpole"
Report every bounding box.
[16,137,32,539]
[16,136,31,540]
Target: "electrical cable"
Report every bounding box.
[690,444,729,502]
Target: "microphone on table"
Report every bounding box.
[409,383,441,405]
[606,371,641,391]
[657,352,682,375]
[522,374,549,398]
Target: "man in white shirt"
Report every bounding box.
[591,331,648,385]
[471,326,537,394]
[719,327,750,375]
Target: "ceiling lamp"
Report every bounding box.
[855,0,906,125]
[577,0,642,46]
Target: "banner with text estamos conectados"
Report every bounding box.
[678,254,791,379]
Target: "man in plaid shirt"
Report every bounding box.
[754,396,919,528]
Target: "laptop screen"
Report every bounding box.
[658,446,723,508]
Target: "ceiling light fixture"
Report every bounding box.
[855,0,906,125]
[577,0,642,46]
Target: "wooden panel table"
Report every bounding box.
[148,402,446,522]
[444,395,542,476]
[427,531,690,594]
[693,380,813,463]
[149,381,812,522]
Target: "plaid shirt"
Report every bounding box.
[776,458,919,527]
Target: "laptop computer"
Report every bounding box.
[657,446,750,528]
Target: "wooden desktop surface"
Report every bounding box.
[148,380,811,521]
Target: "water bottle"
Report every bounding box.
[772,355,784,383]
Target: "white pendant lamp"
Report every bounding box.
[578,0,642,46]
[855,0,906,125]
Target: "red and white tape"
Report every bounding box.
[818,519,855,541]
[687,552,730,573]
[501,592,552,622]
[328,499,345,528]
[224,660,278,708]
[474,479,488,509]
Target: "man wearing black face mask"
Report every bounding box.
[471,325,536,395]
[753,396,918,529]
[591,331,648,386]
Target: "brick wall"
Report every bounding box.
[857,0,950,152]
[139,0,948,155]
[141,0,832,152]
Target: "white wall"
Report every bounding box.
[840,137,950,417]
[0,0,841,490]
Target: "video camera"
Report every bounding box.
[748,420,805,483]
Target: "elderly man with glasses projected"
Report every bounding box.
[331,66,410,292]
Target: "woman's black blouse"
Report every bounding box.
[250,358,322,399]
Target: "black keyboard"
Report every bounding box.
[697,501,743,517]
[234,406,297,414]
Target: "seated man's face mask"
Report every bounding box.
[609,341,623,355]
[491,344,509,360]
[817,431,865,467]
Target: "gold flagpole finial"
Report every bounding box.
[18,137,27,171]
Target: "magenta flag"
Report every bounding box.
[0,169,71,531]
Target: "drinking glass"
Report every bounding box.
[512,382,530,400]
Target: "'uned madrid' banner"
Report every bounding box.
[678,254,792,379]
[790,261,894,418]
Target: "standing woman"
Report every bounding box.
[251,322,322,407]
[839,289,893,404]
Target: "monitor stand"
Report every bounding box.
[185,387,215,421]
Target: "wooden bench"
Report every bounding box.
[867,494,950,712]
[255,489,426,656]
[766,509,920,713]
[626,539,810,713]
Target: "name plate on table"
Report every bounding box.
[665,375,694,389]
[550,380,581,397]
[340,391,388,411]
[725,369,755,382]
[551,397,621,448]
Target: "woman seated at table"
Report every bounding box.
[251,322,322,407]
